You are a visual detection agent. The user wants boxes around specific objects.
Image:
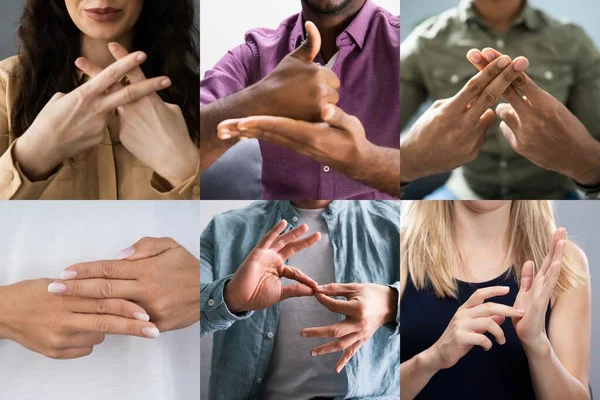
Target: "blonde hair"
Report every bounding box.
[401,201,586,299]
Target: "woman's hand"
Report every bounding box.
[76,43,199,188]
[224,220,321,313]
[513,228,567,355]
[47,237,200,333]
[13,51,170,181]
[421,286,525,371]
[0,279,158,359]
[300,282,398,373]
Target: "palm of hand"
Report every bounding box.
[512,275,547,344]
[236,248,287,310]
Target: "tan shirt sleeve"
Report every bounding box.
[149,152,201,200]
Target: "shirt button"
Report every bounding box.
[500,160,508,169]
[3,170,14,182]
[496,39,505,48]
[323,166,331,173]
[315,62,321,66]
[544,70,554,80]
[266,332,274,339]
[292,216,299,223]
[208,299,215,307]
[257,378,263,384]
[450,74,459,84]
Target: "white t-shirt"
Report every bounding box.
[0,201,200,400]
[263,207,348,399]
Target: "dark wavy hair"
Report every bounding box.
[12,0,199,141]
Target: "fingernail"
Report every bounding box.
[60,270,77,280]
[142,327,160,339]
[502,286,510,292]
[117,246,135,259]
[134,312,150,322]
[482,49,496,61]
[514,58,528,72]
[108,42,117,50]
[48,282,66,294]
[467,49,482,63]
[311,351,317,356]
[161,79,171,87]
[220,133,232,140]
[498,56,510,68]
[322,104,335,120]
[300,331,306,337]
[136,52,147,62]
[517,308,525,314]
[238,126,248,132]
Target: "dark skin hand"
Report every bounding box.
[467,48,600,187]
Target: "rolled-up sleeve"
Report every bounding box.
[385,281,400,338]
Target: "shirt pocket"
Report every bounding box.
[526,64,574,104]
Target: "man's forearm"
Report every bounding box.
[400,348,440,400]
[348,144,400,197]
[526,338,590,400]
[568,137,600,187]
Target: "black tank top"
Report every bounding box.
[401,270,551,400]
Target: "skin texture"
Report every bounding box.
[467,48,600,186]
[0,279,158,359]
[400,54,530,182]
[13,52,171,180]
[48,237,201,333]
[400,203,591,400]
[471,0,523,33]
[75,43,199,187]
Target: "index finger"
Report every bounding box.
[237,116,327,146]
[66,314,160,339]
[277,232,321,260]
[461,286,510,309]
[62,259,141,280]
[107,42,148,83]
[83,51,147,95]
[256,220,288,249]
[314,293,355,315]
[467,302,525,319]
[281,265,318,290]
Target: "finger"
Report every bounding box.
[100,76,171,110]
[467,302,525,319]
[314,293,355,315]
[322,104,362,133]
[461,331,493,351]
[65,297,150,321]
[217,119,243,140]
[310,331,361,356]
[465,317,506,345]
[281,265,319,289]
[548,239,567,275]
[496,103,522,131]
[117,236,180,261]
[280,283,315,300]
[491,315,506,325]
[256,220,288,249]
[107,42,148,82]
[543,260,563,298]
[301,321,357,338]
[237,117,327,147]
[66,314,160,339]
[61,259,141,280]
[541,228,567,274]
[467,57,530,119]
[290,21,321,62]
[335,338,367,373]
[466,49,530,113]
[48,347,94,360]
[452,54,512,110]
[519,260,535,292]
[321,84,340,104]
[499,121,519,150]
[315,282,361,296]
[475,108,496,135]
[48,279,146,301]
[61,332,106,349]
[83,51,148,95]
[278,232,321,260]
[271,223,309,252]
[75,57,104,79]
[461,286,511,309]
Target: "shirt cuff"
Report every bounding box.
[385,282,400,339]
[150,156,200,200]
[574,180,600,199]
[0,141,61,199]
[201,276,253,336]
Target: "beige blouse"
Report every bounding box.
[0,56,200,200]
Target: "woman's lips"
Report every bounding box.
[84,7,122,22]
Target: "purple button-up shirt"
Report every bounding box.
[201,0,399,199]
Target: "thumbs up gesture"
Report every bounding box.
[252,21,341,122]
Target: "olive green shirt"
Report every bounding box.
[401,0,600,199]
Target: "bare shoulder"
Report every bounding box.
[566,241,590,276]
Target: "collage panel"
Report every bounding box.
[400,200,598,399]
[199,0,400,200]
[400,0,600,200]
[200,200,400,399]
[0,201,200,398]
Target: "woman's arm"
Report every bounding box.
[526,242,591,400]
[400,347,441,400]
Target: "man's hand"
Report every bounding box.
[400,54,529,182]
[224,220,321,313]
[48,237,200,333]
[467,48,600,186]
[300,283,398,373]
[0,279,158,359]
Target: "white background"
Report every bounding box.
[0,201,200,400]
[200,0,400,76]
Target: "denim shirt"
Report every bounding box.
[201,201,400,400]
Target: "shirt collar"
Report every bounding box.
[291,0,377,51]
[458,0,541,31]
[277,200,346,225]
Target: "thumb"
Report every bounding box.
[519,261,535,292]
[322,104,363,132]
[290,21,321,62]
[281,283,314,301]
[117,237,180,260]
[475,108,495,135]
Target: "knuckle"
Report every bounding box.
[95,317,110,333]
[335,341,345,352]
[95,299,109,314]
[101,261,115,278]
[513,74,526,87]
[45,348,63,359]
[481,90,497,107]
[100,280,114,298]
[127,321,138,336]
[332,328,342,338]
[501,69,514,84]
[467,80,482,94]
[107,67,121,82]
[147,283,161,300]
[47,334,64,350]
[125,87,137,102]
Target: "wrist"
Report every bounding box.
[417,346,442,375]
[383,286,398,324]
[160,144,199,187]
[223,281,244,314]
[0,286,12,340]
[567,138,600,186]
[522,334,552,359]
[13,130,62,181]
[400,139,429,182]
